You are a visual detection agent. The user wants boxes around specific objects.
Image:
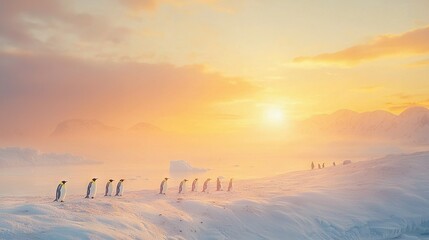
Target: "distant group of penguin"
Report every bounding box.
[311,161,336,170]
[54,177,233,202]
[160,177,233,195]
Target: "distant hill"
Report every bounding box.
[50,119,120,137]
[51,119,162,138]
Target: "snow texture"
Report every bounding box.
[1,152,429,239]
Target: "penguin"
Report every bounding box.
[178,179,188,194]
[311,161,315,170]
[202,178,211,193]
[54,180,67,202]
[105,179,114,196]
[333,161,336,166]
[318,163,321,169]
[115,179,124,196]
[85,178,98,199]
[191,178,198,192]
[322,163,325,168]
[227,178,233,192]
[159,177,169,194]
[216,177,222,191]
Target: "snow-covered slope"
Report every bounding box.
[1,152,429,239]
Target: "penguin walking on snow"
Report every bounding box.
[54,180,67,202]
[333,161,336,166]
[311,161,315,170]
[105,179,114,196]
[115,179,124,196]
[159,178,169,194]
[85,178,98,199]
[216,177,222,191]
[191,178,198,192]
[227,178,233,192]
[178,179,188,194]
[202,178,211,193]
[318,163,321,169]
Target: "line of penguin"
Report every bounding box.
[54,177,233,202]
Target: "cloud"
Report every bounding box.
[119,0,158,12]
[407,58,429,67]
[294,26,429,66]
[0,0,131,52]
[0,52,259,136]
[118,0,220,13]
[385,99,429,112]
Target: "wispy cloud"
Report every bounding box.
[293,26,429,66]
[385,99,429,112]
[407,58,429,67]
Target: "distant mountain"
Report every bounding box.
[50,119,120,137]
[50,119,163,138]
[299,106,429,144]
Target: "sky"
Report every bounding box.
[1,0,429,134]
[1,1,429,180]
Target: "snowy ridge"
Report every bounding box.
[1,152,429,239]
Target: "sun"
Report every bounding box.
[264,107,285,124]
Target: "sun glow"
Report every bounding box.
[264,107,285,124]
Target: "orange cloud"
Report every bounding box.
[294,26,429,66]
[0,52,259,136]
[118,0,219,12]
[385,99,429,112]
[119,0,158,12]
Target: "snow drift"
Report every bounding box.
[1,152,429,239]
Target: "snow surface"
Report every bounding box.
[1,152,429,239]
